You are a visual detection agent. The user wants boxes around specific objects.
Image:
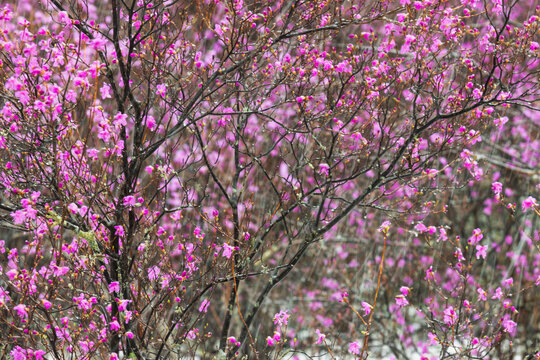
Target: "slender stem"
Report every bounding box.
[343,298,368,327]
[323,339,336,360]
[360,231,388,359]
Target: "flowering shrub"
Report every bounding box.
[0,0,539,359]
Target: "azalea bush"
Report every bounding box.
[0,0,539,359]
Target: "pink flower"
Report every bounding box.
[454,247,465,261]
[396,13,407,22]
[400,286,410,296]
[42,299,52,310]
[117,299,131,312]
[199,299,210,313]
[468,228,483,245]
[35,350,46,360]
[319,163,329,176]
[0,286,10,306]
[110,319,121,331]
[531,41,539,51]
[57,11,71,25]
[53,266,70,277]
[100,83,112,99]
[73,293,93,311]
[493,116,508,129]
[148,266,161,281]
[156,83,167,98]
[78,206,89,216]
[335,60,351,73]
[491,287,503,300]
[477,287,487,301]
[379,220,391,233]
[67,203,79,214]
[13,304,28,321]
[114,225,125,237]
[315,329,326,344]
[11,209,28,225]
[475,245,487,259]
[125,310,133,323]
[113,112,128,128]
[222,243,234,259]
[348,340,361,355]
[10,346,28,360]
[395,295,409,308]
[438,228,448,242]
[123,195,137,207]
[428,332,438,345]
[443,306,457,326]
[468,130,482,144]
[146,115,156,130]
[492,182,502,195]
[522,196,537,212]
[502,317,517,336]
[109,282,120,293]
[273,310,290,327]
[186,329,198,339]
[90,36,107,51]
[415,223,428,233]
[361,301,372,316]
[405,34,416,45]
[502,277,513,288]
[266,336,275,346]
